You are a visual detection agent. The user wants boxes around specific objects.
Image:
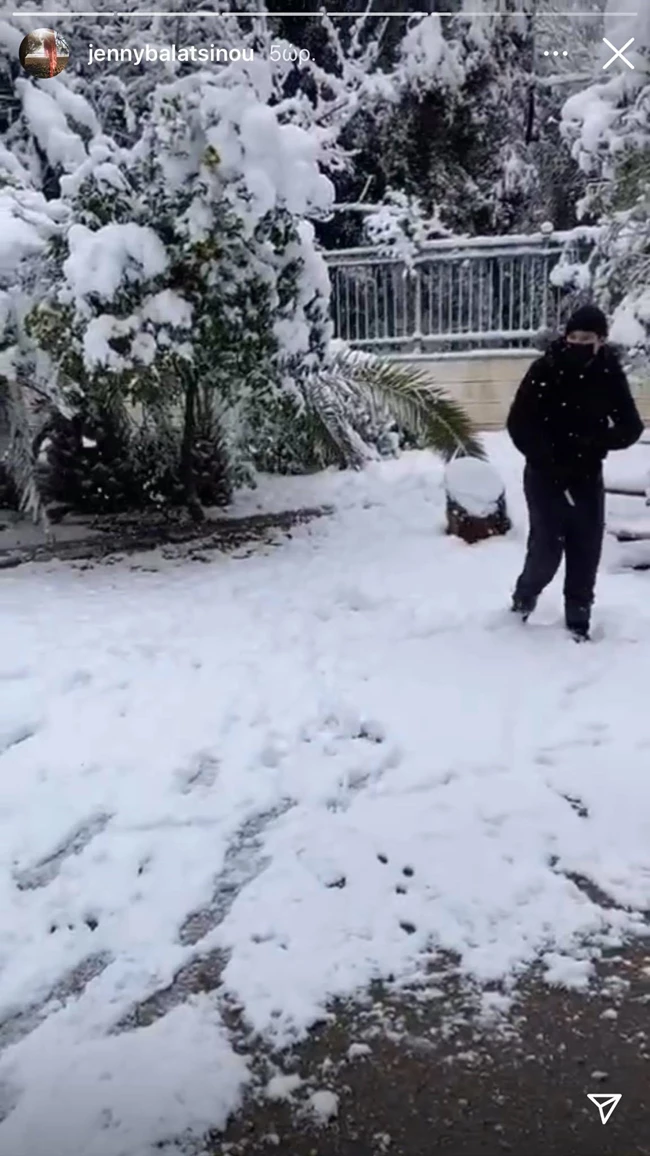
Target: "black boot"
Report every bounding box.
[511,593,537,622]
[565,602,590,641]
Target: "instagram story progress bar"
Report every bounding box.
[9,9,641,15]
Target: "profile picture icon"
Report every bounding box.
[19,29,70,78]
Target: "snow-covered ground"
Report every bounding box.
[2,432,650,1156]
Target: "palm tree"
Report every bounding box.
[302,348,485,468]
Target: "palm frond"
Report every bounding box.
[305,350,485,466]
[3,368,49,529]
[302,365,379,470]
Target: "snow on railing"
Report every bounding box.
[325,227,600,354]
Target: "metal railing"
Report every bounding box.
[326,231,596,357]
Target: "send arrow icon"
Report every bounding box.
[587,1093,622,1124]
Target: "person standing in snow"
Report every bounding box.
[507,304,643,640]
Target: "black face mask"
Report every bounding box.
[563,341,597,368]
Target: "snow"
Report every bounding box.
[396,14,465,95]
[363,191,452,265]
[549,259,592,291]
[308,1089,339,1123]
[197,74,334,220]
[610,303,647,350]
[562,83,619,162]
[600,440,650,491]
[0,202,44,272]
[141,290,193,328]
[48,83,99,135]
[0,188,61,276]
[265,1074,303,1101]
[444,455,504,516]
[60,139,131,202]
[18,81,87,173]
[62,224,169,310]
[0,999,249,1156]
[2,433,650,1152]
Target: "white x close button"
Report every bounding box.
[602,37,635,69]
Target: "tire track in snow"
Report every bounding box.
[0,952,112,1055]
[13,811,113,891]
[113,715,392,1033]
[179,802,294,948]
[0,813,116,1057]
[111,803,294,1035]
[1,815,115,1056]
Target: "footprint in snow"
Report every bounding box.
[561,793,589,819]
[174,751,220,793]
[49,915,99,934]
[377,855,416,894]
[396,865,415,895]
[318,711,386,744]
[0,722,39,756]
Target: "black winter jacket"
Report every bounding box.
[507,339,643,479]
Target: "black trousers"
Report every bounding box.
[514,464,605,621]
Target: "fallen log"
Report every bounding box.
[444,457,511,544]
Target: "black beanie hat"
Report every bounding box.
[565,304,608,339]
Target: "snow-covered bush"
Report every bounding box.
[25,62,335,517]
[35,402,233,515]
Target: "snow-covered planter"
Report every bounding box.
[444,456,510,544]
